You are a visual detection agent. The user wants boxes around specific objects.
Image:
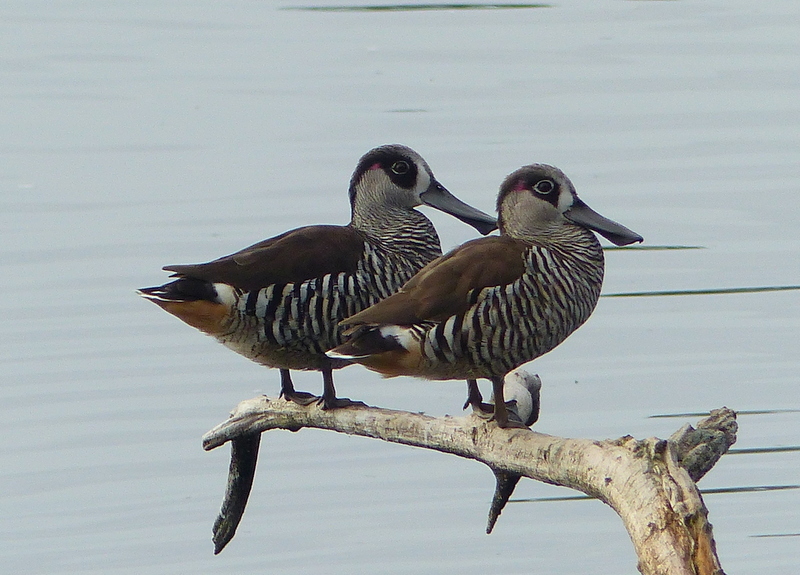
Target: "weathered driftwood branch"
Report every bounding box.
[203,394,736,575]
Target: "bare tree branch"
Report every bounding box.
[203,395,735,575]
[211,433,260,554]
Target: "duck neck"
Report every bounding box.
[514,223,606,282]
[511,220,598,249]
[350,205,442,264]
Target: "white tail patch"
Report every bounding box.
[325,324,418,361]
[212,283,237,306]
[377,325,417,351]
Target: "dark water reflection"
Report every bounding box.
[287,4,551,12]
[605,285,800,297]
[513,483,800,503]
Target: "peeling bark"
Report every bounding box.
[203,397,735,575]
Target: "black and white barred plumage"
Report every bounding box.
[329,163,642,427]
[210,224,444,371]
[418,232,604,379]
[138,144,496,408]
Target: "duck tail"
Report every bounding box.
[137,277,218,303]
[326,325,405,360]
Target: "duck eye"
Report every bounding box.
[534,179,555,195]
[391,161,410,175]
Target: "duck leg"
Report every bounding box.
[319,363,366,410]
[491,376,528,429]
[464,379,493,415]
[279,369,317,406]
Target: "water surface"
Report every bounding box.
[1,1,798,574]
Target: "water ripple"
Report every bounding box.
[285,3,550,12]
[604,285,800,297]
[649,409,800,418]
[511,484,800,503]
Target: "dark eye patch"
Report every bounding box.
[382,155,418,189]
[350,146,420,198]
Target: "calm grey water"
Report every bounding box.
[2,1,798,573]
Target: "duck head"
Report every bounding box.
[497,164,642,246]
[349,144,497,235]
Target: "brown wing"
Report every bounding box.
[342,235,528,326]
[164,225,365,291]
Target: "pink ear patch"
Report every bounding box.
[513,179,528,191]
[368,162,382,171]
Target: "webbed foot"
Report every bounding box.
[318,396,367,410]
[471,402,495,418]
[493,416,530,429]
[281,389,319,406]
[278,369,319,406]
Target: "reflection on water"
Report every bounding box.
[512,484,800,503]
[604,285,800,297]
[603,245,704,250]
[286,4,551,12]
[651,409,800,418]
[730,446,800,455]
[702,485,800,495]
